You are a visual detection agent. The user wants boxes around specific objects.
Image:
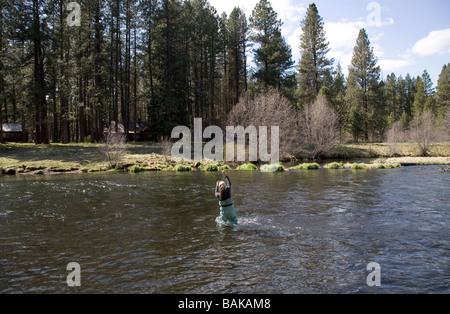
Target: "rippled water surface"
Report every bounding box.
[0,166,449,293]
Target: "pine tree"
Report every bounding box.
[297,3,333,108]
[421,69,436,113]
[140,0,159,139]
[385,73,398,125]
[396,75,408,122]
[249,0,295,96]
[57,0,71,143]
[32,0,49,144]
[329,63,346,139]
[345,28,382,141]
[0,0,4,143]
[151,0,188,135]
[412,76,426,116]
[404,73,415,119]
[436,63,450,117]
[227,7,248,106]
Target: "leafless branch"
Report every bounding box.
[100,132,128,168]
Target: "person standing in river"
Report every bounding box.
[215,170,238,227]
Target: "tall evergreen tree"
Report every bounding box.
[421,69,436,113]
[227,7,248,106]
[436,63,450,117]
[412,76,426,116]
[395,75,409,127]
[32,0,49,144]
[296,3,333,108]
[0,0,4,143]
[329,63,347,140]
[345,28,382,141]
[404,73,416,118]
[385,73,398,125]
[140,0,159,139]
[249,0,295,96]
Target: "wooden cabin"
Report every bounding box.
[104,121,151,142]
[1,123,28,142]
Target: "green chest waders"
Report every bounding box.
[217,197,238,226]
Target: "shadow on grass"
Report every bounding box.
[0,142,163,166]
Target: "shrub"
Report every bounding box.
[351,163,367,169]
[218,165,231,171]
[325,162,343,169]
[236,163,258,170]
[100,133,127,168]
[384,162,401,169]
[160,165,173,171]
[204,164,218,171]
[198,164,230,171]
[174,164,192,172]
[386,121,406,156]
[261,163,285,172]
[129,165,146,173]
[290,163,320,170]
[299,95,340,159]
[408,110,439,156]
[227,88,302,160]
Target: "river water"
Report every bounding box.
[0,166,448,294]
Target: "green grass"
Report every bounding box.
[198,164,217,171]
[350,163,367,170]
[236,163,258,171]
[372,162,401,169]
[173,164,192,172]
[129,165,148,173]
[1,142,447,175]
[324,162,343,169]
[341,162,402,169]
[218,164,231,171]
[197,164,231,171]
[261,163,285,172]
[290,163,320,170]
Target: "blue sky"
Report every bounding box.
[208,0,450,85]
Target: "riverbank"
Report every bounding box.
[0,142,449,175]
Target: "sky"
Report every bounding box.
[207,0,450,85]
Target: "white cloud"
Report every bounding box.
[325,20,365,51]
[378,58,415,74]
[378,29,450,79]
[207,0,306,25]
[209,0,394,75]
[323,20,365,73]
[287,27,303,59]
[209,0,306,65]
[207,0,257,17]
[323,19,388,74]
[412,28,450,57]
[271,0,306,27]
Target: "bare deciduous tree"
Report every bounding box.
[227,88,301,160]
[408,110,438,156]
[100,132,128,168]
[439,106,450,142]
[159,136,172,156]
[300,95,340,159]
[386,121,406,156]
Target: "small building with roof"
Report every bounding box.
[1,123,28,142]
[104,121,151,142]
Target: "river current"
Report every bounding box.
[0,166,448,293]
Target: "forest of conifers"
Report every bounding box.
[0,0,449,144]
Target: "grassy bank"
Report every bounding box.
[0,142,449,175]
[331,142,450,159]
